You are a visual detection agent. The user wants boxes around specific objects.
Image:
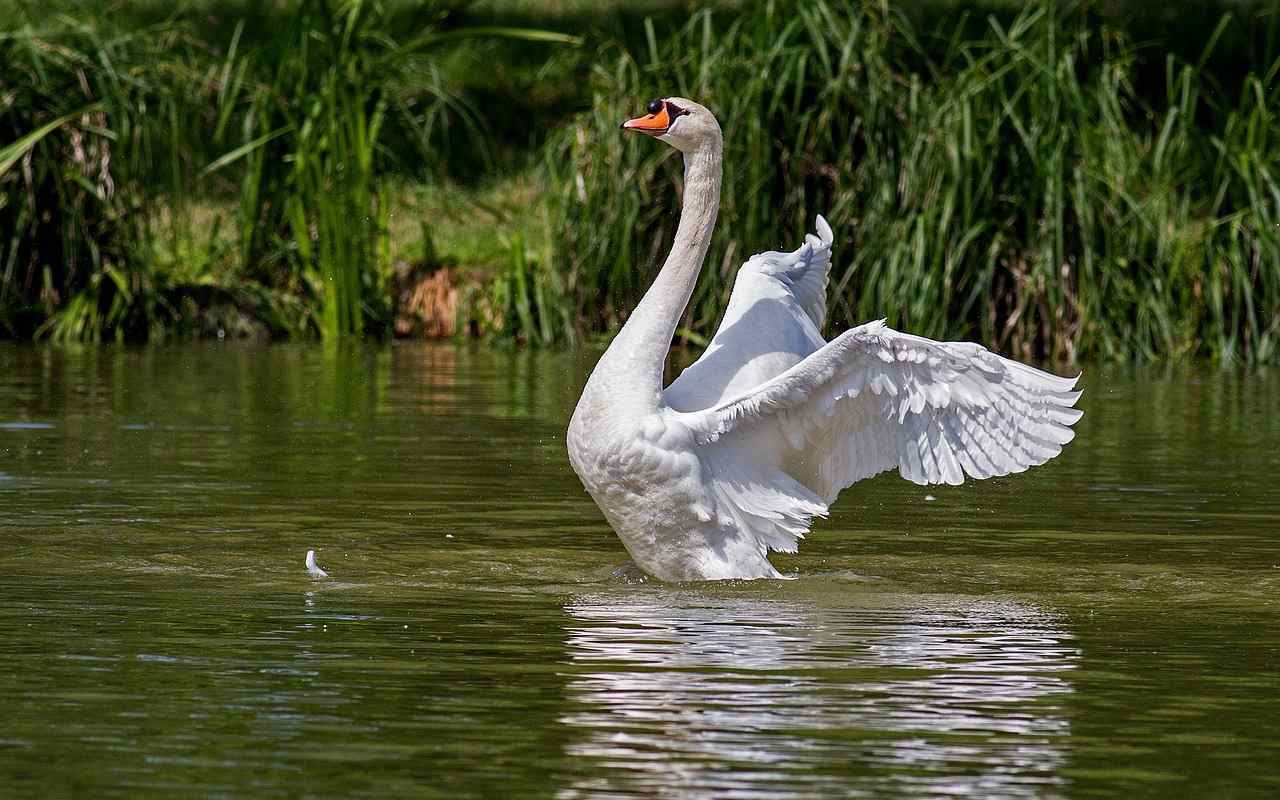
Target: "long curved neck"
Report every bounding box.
[593,138,723,410]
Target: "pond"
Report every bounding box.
[1,342,1278,797]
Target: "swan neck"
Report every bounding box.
[598,139,722,408]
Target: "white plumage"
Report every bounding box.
[567,97,1081,581]
[305,550,328,579]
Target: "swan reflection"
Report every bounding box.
[558,590,1078,799]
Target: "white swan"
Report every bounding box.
[566,97,1082,582]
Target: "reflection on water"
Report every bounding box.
[560,591,1078,799]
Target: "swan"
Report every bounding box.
[566,97,1082,582]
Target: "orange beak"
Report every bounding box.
[621,105,671,135]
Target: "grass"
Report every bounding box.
[0,14,169,339]
[207,0,405,339]
[0,0,577,340]
[538,0,1280,363]
[0,5,308,340]
[1,0,1277,364]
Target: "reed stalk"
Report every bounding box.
[541,0,1280,363]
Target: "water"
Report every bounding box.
[1,343,1278,798]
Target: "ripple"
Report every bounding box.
[558,592,1078,799]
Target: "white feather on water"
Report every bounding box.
[305,550,328,579]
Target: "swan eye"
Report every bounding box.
[665,102,690,122]
[646,99,663,115]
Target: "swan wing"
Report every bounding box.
[664,216,834,411]
[741,213,833,330]
[673,320,1082,554]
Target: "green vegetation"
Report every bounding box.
[0,12,194,340]
[544,2,1280,362]
[0,0,576,340]
[1,0,1278,363]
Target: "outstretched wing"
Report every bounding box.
[669,320,1082,560]
[664,217,834,412]
[680,320,1083,504]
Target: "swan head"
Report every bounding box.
[622,97,720,153]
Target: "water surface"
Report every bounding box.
[1,343,1277,797]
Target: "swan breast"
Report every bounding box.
[568,408,709,543]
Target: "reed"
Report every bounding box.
[0,7,310,340]
[541,0,1280,363]
[0,0,576,340]
[205,0,578,339]
[0,13,177,339]
[2,0,1275,361]
[204,0,399,338]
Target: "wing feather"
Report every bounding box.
[663,217,834,412]
[666,219,1082,562]
[678,320,1083,502]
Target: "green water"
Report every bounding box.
[1,343,1277,798]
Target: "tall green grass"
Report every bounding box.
[0,15,176,339]
[541,0,1280,363]
[206,0,404,338]
[0,8,311,340]
[197,0,578,339]
[2,0,1276,362]
[0,0,576,341]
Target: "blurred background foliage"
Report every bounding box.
[0,0,1277,363]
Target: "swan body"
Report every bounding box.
[567,97,1082,582]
